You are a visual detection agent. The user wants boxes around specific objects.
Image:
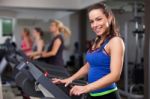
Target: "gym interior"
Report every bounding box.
[0,0,149,99]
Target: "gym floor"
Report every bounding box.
[2,84,22,99]
[2,83,40,99]
[2,84,127,99]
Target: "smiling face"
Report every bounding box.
[88,9,109,36]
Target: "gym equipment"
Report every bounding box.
[120,2,144,99]
[4,49,87,99]
[17,56,86,99]
[0,39,87,99]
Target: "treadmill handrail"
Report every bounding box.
[45,73,87,86]
[26,62,71,99]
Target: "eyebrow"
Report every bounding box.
[89,16,102,20]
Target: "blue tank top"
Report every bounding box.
[86,37,117,96]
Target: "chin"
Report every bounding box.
[96,32,103,36]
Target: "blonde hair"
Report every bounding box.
[52,19,71,38]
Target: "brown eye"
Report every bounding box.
[96,18,102,21]
[89,20,93,24]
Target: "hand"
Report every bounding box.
[26,52,32,56]
[32,55,41,60]
[52,78,73,87]
[41,52,48,58]
[70,85,91,96]
[26,52,33,58]
[27,54,34,59]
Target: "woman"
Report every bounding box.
[41,19,71,66]
[53,3,125,99]
[21,28,32,55]
[27,27,45,60]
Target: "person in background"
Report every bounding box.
[52,3,125,99]
[27,27,44,60]
[21,28,32,55]
[41,19,71,66]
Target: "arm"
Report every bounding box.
[69,62,90,81]
[52,62,90,86]
[29,40,44,57]
[42,38,61,58]
[70,37,125,95]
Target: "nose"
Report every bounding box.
[92,21,98,28]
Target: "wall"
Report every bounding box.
[0,0,104,10]
[0,8,77,63]
[0,7,144,65]
[13,11,80,64]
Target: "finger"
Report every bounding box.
[73,89,81,96]
[52,80,59,83]
[70,86,78,96]
[73,90,79,96]
[77,91,83,96]
[65,80,72,87]
[52,79,60,84]
[52,78,56,80]
[75,91,81,96]
[65,82,70,87]
[52,78,58,81]
[70,86,76,96]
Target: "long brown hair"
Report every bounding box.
[88,3,120,51]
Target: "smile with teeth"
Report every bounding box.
[95,27,103,33]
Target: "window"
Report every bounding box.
[2,19,13,36]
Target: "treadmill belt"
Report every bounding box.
[46,70,68,78]
[32,61,68,73]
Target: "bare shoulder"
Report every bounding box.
[38,39,44,45]
[110,37,124,44]
[109,37,125,49]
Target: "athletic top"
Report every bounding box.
[86,37,117,97]
[21,39,32,53]
[46,35,64,66]
[32,43,38,52]
[32,39,44,52]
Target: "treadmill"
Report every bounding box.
[13,51,87,99]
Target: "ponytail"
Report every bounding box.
[60,25,71,38]
[52,19,71,38]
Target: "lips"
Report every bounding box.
[94,27,103,34]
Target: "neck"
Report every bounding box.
[101,35,106,41]
[36,35,41,41]
[94,33,109,48]
[54,31,60,36]
[100,31,109,41]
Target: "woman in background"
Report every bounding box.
[27,27,44,60]
[41,19,71,66]
[21,28,32,55]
